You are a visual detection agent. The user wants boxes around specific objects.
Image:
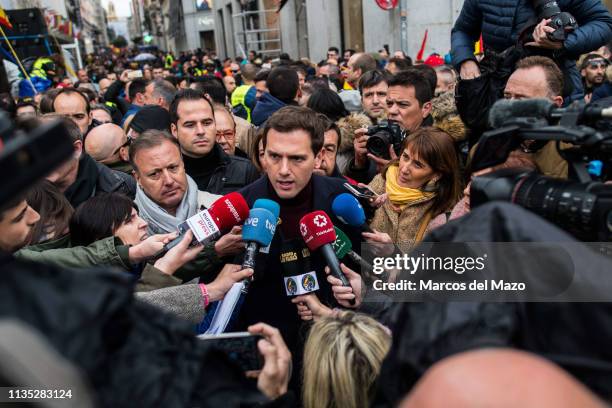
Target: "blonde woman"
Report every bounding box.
[302,311,391,408]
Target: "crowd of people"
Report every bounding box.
[2,0,612,405]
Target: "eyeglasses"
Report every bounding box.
[111,136,132,157]
[215,130,235,141]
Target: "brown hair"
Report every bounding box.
[25,180,74,244]
[515,56,564,97]
[129,129,180,172]
[352,53,377,75]
[41,113,82,142]
[52,87,91,114]
[262,106,324,156]
[385,127,462,216]
[251,128,265,173]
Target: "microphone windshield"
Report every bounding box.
[488,98,554,129]
[332,193,366,227]
[209,192,250,231]
[332,226,352,260]
[242,208,277,246]
[299,210,336,251]
[253,198,280,220]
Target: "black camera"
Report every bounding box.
[532,0,578,42]
[365,120,405,160]
[470,98,612,241]
[471,169,612,241]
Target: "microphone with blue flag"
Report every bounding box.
[200,201,279,334]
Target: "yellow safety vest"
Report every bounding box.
[31,57,53,79]
[231,84,254,122]
[165,54,174,69]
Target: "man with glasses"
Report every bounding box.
[213,104,249,158]
[170,89,259,195]
[580,54,609,103]
[85,123,133,174]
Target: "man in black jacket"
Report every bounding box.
[235,106,362,383]
[44,114,136,208]
[170,89,259,194]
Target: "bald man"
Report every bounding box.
[85,123,132,174]
[400,349,606,408]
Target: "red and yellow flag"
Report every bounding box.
[0,7,13,30]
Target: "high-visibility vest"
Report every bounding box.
[31,57,53,79]
[231,84,254,122]
[165,54,174,69]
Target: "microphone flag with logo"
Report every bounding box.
[299,210,351,288]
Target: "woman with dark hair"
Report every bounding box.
[307,88,349,122]
[366,127,463,248]
[25,181,74,246]
[70,192,147,247]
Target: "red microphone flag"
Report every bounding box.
[299,211,337,251]
[209,192,250,231]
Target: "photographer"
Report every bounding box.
[347,71,433,184]
[451,0,612,101]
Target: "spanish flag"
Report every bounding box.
[0,7,12,30]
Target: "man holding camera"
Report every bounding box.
[502,56,568,178]
[346,71,433,183]
[451,0,612,101]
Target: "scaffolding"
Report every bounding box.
[232,8,281,58]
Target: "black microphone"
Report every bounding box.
[489,98,612,129]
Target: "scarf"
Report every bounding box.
[385,165,435,208]
[135,175,200,235]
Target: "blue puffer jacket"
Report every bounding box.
[451,0,612,101]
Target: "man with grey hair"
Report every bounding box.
[143,79,177,110]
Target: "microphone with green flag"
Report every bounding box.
[332,226,374,277]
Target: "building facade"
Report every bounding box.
[211,0,463,61]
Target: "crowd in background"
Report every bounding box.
[2,0,612,405]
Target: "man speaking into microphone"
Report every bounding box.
[234,106,363,356]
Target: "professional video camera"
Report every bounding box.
[0,111,74,210]
[470,98,612,241]
[366,120,405,160]
[532,0,578,42]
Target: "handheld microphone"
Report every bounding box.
[241,208,277,270]
[332,226,373,276]
[279,240,319,297]
[253,198,280,219]
[164,192,250,252]
[299,211,351,288]
[332,193,373,232]
[253,199,280,254]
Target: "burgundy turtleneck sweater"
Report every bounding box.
[266,178,314,240]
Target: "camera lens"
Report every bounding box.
[366,132,391,159]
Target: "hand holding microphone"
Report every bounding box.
[241,207,278,287]
[325,263,363,309]
[164,192,250,253]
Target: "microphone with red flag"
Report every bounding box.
[299,211,351,288]
[164,192,250,252]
